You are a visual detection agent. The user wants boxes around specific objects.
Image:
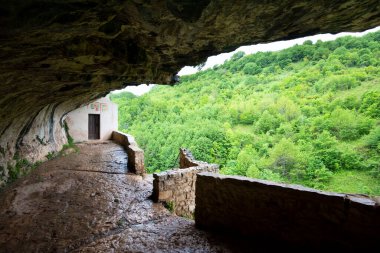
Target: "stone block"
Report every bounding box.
[152,149,220,217]
[165,180,175,186]
[176,194,186,202]
[158,190,172,201]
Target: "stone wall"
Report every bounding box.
[179,148,202,168]
[152,149,218,217]
[111,131,145,175]
[195,172,380,250]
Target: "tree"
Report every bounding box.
[231,51,245,61]
[243,62,261,75]
[274,97,301,121]
[363,126,380,152]
[312,131,341,171]
[328,108,373,140]
[254,111,280,134]
[235,145,258,176]
[267,138,301,178]
[111,30,380,195]
[360,91,380,118]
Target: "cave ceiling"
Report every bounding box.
[0,0,379,168]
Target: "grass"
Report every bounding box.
[164,201,175,213]
[181,213,194,220]
[7,158,42,184]
[45,152,56,160]
[335,79,380,100]
[325,170,380,196]
[232,124,255,133]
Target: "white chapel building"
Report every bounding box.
[65,96,118,142]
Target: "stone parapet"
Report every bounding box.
[179,148,207,168]
[195,172,380,250]
[152,148,218,217]
[112,131,145,175]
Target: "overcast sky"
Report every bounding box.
[112,26,380,95]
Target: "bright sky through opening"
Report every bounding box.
[112,26,380,96]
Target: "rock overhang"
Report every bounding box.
[0,0,380,183]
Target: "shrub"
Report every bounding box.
[7,158,34,184]
[367,157,380,178]
[322,58,345,73]
[243,62,261,75]
[259,169,282,182]
[235,145,258,176]
[267,138,301,178]
[360,91,380,118]
[254,111,280,134]
[363,127,380,151]
[312,131,342,171]
[328,108,373,141]
[305,160,333,189]
[273,97,301,121]
[246,165,260,178]
[316,75,359,92]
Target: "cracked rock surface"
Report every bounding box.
[0,141,258,253]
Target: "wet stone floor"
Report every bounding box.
[0,141,254,253]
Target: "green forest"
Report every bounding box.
[111,31,380,195]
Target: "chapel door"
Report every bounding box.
[88,114,100,140]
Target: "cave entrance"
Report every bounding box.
[88,114,100,140]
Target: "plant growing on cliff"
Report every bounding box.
[63,121,74,146]
[7,157,41,184]
[60,120,79,155]
[164,201,175,213]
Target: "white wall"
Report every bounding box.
[65,97,118,142]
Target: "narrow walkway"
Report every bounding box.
[0,141,252,253]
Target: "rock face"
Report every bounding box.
[1,0,380,184]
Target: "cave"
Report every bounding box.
[1,1,380,182]
[1,1,380,251]
[1,1,380,183]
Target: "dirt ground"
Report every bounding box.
[0,141,259,253]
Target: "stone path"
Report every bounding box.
[0,141,257,253]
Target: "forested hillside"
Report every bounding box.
[111,31,380,195]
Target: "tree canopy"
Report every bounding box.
[111,31,380,195]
